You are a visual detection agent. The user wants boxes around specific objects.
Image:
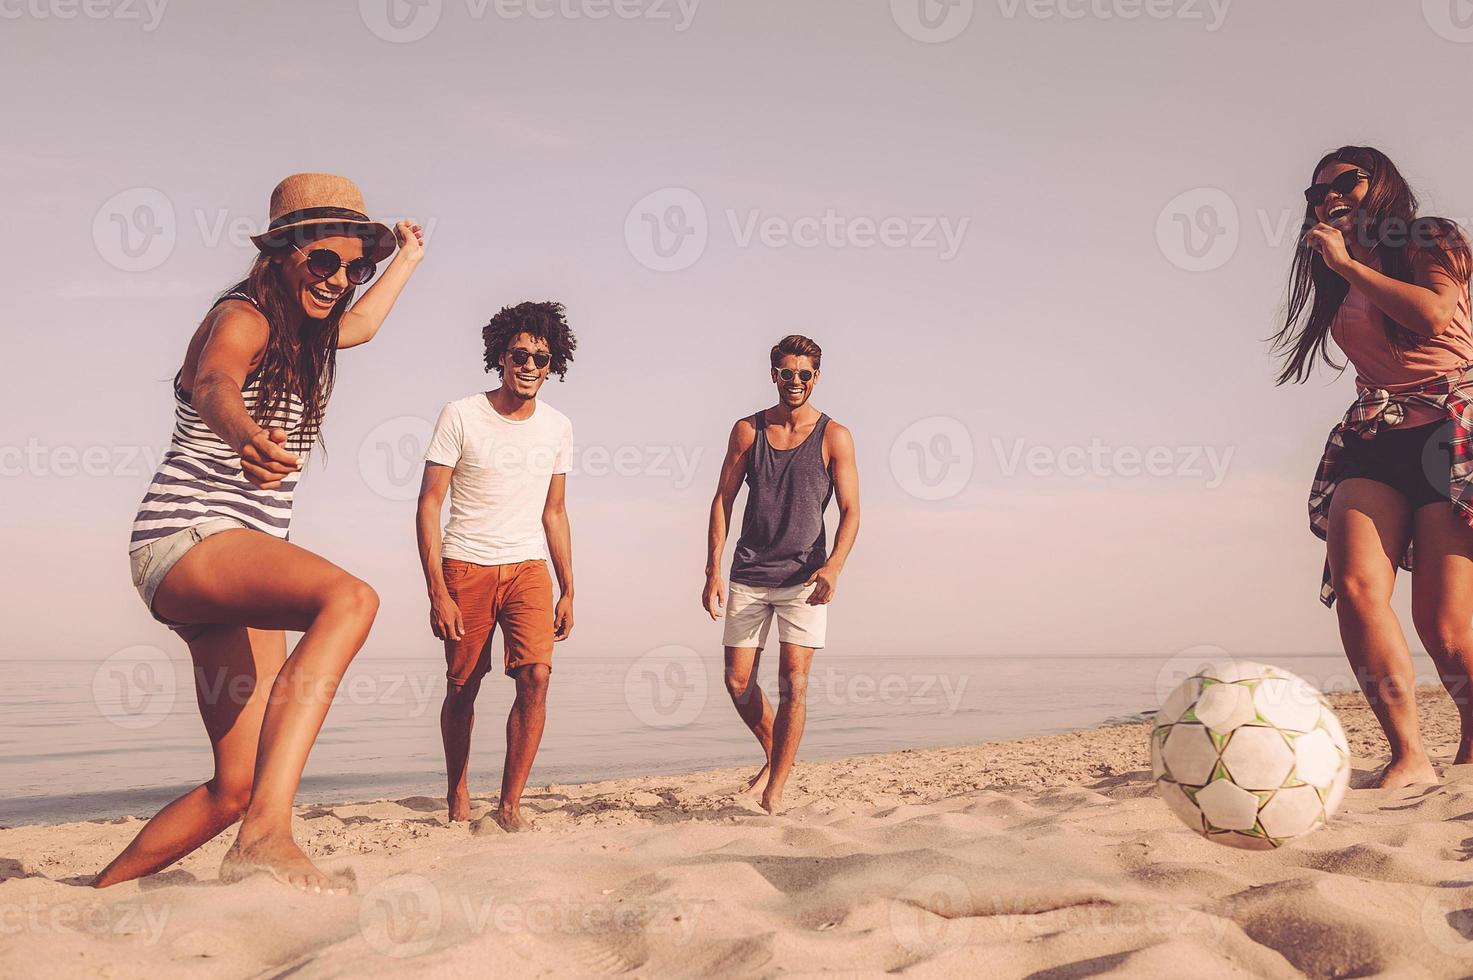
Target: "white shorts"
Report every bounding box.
[722,580,827,650]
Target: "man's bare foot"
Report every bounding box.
[1371,755,1439,789]
[220,829,355,895]
[448,788,472,823]
[741,764,770,796]
[492,808,534,832]
[1454,741,1473,766]
[760,789,784,815]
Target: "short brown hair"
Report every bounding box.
[769,334,821,370]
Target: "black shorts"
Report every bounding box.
[1335,419,1454,509]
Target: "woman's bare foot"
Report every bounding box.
[492,808,534,832]
[448,788,472,823]
[1372,754,1439,789]
[220,829,355,895]
[741,764,770,796]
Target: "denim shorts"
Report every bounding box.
[129,517,250,629]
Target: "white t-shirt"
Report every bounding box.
[424,393,573,566]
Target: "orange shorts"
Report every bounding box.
[442,558,556,684]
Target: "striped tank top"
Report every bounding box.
[129,287,319,551]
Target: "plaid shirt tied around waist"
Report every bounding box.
[1310,366,1473,607]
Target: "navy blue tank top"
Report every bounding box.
[730,411,834,588]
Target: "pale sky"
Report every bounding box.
[4,0,1472,663]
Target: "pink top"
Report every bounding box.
[1331,266,1473,427]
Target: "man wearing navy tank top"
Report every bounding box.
[704,335,861,815]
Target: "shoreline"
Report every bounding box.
[4,686,1472,976]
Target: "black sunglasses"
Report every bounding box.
[509,348,552,369]
[295,245,377,286]
[777,368,815,383]
[1304,169,1371,207]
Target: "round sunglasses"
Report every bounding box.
[777,368,815,383]
[509,347,552,369]
[295,244,377,286]
[1304,169,1371,207]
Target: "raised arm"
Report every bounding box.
[542,473,574,641]
[337,220,425,349]
[191,303,303,489]
[703,418,755,619]
[807,421,860,605]
[417,462,462,641]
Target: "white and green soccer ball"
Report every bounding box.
[1150,661,1351,850]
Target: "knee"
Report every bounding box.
[1334,572,1394,616]
[207,779,252,821]
[327,576,379,624]
[725,669,755,701]
[1415,615,1468,661]
[778,671,810,703]
[444,680,481,712]
[515,664,550,703]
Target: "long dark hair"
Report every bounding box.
[223,237,357,450]
[1271,145,1471,385]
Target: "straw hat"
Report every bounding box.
[249,173,397,262]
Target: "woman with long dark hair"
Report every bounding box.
[95,173,424,892]
[1274,146,1473,789]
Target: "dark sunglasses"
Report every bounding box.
[295,245,377,286]
[777,368,815,383]
[509,348,552,369]
[1304,169,1371,207]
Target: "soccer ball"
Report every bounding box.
[1150,661,1351,849]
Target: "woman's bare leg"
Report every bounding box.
[146,529,379,892]
[1410,502,1473,763]
[1328,478,1435,788]
[94,627,286,887]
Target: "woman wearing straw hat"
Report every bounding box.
[95,174,424,893]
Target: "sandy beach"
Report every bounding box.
[4,687,1473,978]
